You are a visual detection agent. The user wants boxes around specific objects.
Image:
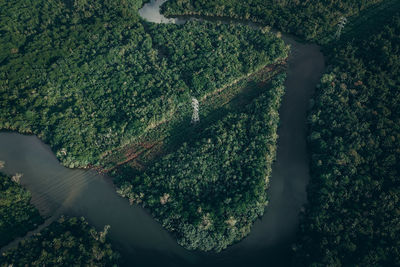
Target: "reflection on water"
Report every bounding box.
[0,133,195,266]
[0,0,325,266]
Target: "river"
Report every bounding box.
[0,1,325,266]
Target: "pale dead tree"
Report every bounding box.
[225,216,237,227]
[199,213,212,230]
[11,173,23,184]
[91,224,111,243]
[99,225,111,243]
[0,160,5,169]
[160,193,170,205]
[335,17,347,39]
[191,97,200,124]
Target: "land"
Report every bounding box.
[295,7,400,267]
[161,0,400,264]
[0,173,43,247]
[0,172,119,266]
[0,0,288,252]
[161,0,386,43]
[1,0,398,264]
[115,73,287,251]
[0,217,119,266]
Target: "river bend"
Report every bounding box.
[0,1,325,266]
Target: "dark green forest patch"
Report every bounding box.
[0,217,119,266]
[101,62,286,172]
[0,0,287,168]
[0,0,289,252]
[114,74,286,251]
[0,172,43,247]
[162,0,400,261]
[161,0,388,42]
[294,10,400,266]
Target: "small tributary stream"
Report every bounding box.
[0,1,325,266]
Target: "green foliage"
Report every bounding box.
[0,173,43,247]
[162,0,384,41]
[0,0,289,253]
[0,0,287,168]
[0,217,119,266]
[115,74,286,251]
[147,21,287,96]
[294,12,400,266]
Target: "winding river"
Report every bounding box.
[0,1,325,266]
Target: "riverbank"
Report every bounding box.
[0,0,325,265]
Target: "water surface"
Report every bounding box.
[0,1,325,266]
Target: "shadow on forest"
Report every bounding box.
[121,66,286,173]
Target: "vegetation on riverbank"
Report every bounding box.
[0,217,119,266]
[294,10,400,266]
[0,173,43,247]
[0,0,289,252]
[115,74,286,251]
[0,0,287,168]
[162,0,400,262]
[3,0,398,262]
[161,0,386,42]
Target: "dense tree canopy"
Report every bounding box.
[0,0,289,252]
[0,0,287,168]
[162,0,385,42]
[115,74,286,251]
[0,173,43,247]
[0,217,119,266]
[294,11,400,266]
[161,0,400,261]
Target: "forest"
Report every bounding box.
[0,0,287,168]
[163,0,400,262]
[294,9,400,266]
[0,0,289,252]
[162,0,385,42]
[0,217,119,266]
[115,74,286,251]
[0,173,43,247]
[3,0,398,262]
